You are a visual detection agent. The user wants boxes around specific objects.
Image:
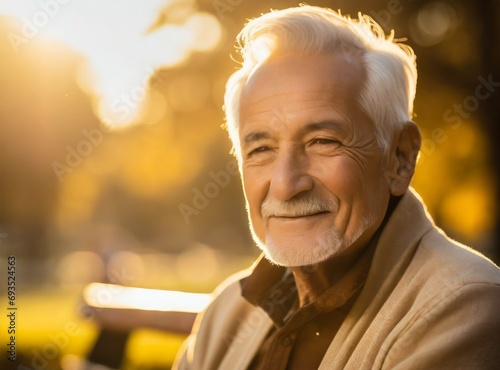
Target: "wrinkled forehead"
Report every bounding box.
[239,53,366,120]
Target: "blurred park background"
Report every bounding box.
[0,0,499,369]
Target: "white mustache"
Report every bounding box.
[261,196,337,218]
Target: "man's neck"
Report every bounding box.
[290,239,375,307]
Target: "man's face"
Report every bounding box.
[238,53,393,267]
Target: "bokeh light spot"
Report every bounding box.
[57,251,104,285]
[410,2,458,46]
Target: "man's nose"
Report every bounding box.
[269,146,313,201]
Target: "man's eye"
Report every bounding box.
[247,146,269,157]
[310,138,339,145]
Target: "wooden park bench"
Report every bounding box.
[80,282,212,369]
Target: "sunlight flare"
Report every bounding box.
[0,0,222,128]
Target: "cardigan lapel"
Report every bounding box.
[319,188,435,369]
[218,306,274,370]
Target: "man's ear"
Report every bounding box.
[385,121,421,196]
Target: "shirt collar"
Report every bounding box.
[240,254,298,325]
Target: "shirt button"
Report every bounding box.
[281,335,294,347]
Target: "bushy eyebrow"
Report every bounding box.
[299,120,346,135]
[243,131,270,146]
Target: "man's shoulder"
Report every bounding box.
[393,224,500,321]
[366,227,500,370]
[389,188,500,288]
[416,226,500,287]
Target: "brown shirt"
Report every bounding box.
[242,244,375,370]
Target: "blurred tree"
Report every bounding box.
[0,23,100,263]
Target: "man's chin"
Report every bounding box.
[258,237,339,267]
[261,252,290,267]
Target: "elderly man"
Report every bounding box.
[174,5,500,370]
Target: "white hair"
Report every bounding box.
[223,5,417,159]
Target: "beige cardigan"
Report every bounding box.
[174,189,500,369]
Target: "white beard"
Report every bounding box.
[248,196,378,267]
[262,226,342,266]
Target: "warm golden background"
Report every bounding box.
[0,0,499,369]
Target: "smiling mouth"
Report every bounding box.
[273,211,330,219]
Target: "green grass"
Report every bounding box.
[1,286,187,370]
